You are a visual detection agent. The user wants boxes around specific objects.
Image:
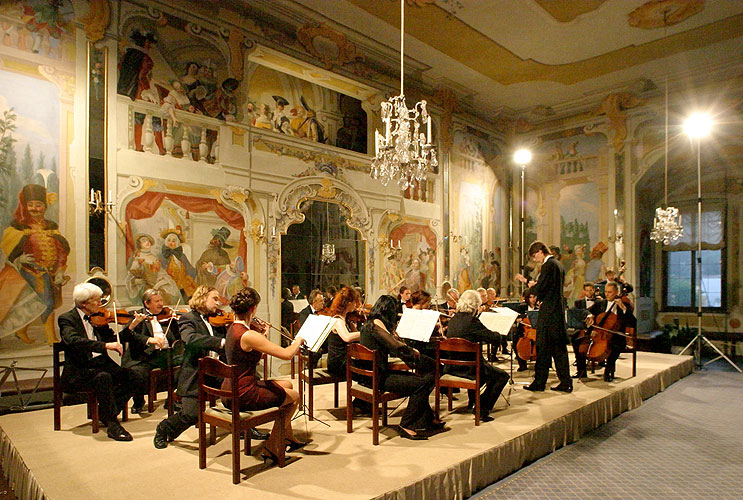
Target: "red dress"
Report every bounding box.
[221,322,285,411]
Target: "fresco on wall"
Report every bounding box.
[455,181,484,291]
[246,64,367,153]
[381,223,436,295]
[0,1,74,59]
[124,192,247,305]
[0,69,66,345]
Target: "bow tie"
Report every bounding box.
[161,246,184,260]
[83,314,91,322]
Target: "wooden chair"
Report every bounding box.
[346,344,403,445]
[435,338,483,426]
[52,343,128,432]
[197,357,289,484]
[298,347,343,420]
[625,327,638,378]
[147,340,183,416]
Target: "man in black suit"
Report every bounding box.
[573,282,635,381]
[119,289,180,414]
[445,290,509,422]
[298,288,324,326]
[516,240,572,393]
[58,283,135,441]
[154,286,226,449]
[291,284,305,300]
[574,282,598,310]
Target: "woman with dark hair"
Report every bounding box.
[223,288,307,463]
[280,287,294,347]
[324,286,362,377]
[359,295,443,440]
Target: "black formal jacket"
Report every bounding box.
[587,297,635,332]
[574,298,598,310]
[445,312,500,379]
[176,310,226,398]
[58,307,118,388]
[527,256,567,337]
[298,304,315,327]
[119,308,180,367]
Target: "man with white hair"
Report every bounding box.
[57,282,135,441]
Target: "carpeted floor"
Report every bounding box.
[469,362,743,500]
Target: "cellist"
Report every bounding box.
[572,281,635,382]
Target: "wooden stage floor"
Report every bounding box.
[0,352,693,500]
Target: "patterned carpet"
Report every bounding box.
[470,361,743,500]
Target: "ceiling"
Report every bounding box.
[253,0,743,124]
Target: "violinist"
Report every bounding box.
[398,285,412,310]
[446,290,509,423]
[572,281,635,382]
[154,286,227,449]
[442,288,460,313]
[476,288,489,313]
[574,282,598,310]
[487,287,510,355]
[324,286,363,379]
[298,289,326,367]
[119,288,181,414]
[57,282,135,441]
[405,290,439,359]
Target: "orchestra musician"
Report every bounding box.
[487,287,510,355]
[515,240,573,393]
[442,288,459,313]
[359,295,444,440]
[574,282,598,310]
[119,288,181,415]
[572,281,635,382]
[58,282,135,441]
[446,290,509,422]
[280,287,294,347]
[325,286,363,378]
[221,288,307,463]
[154,286,227,449]
[405,290,439,359]
[398,285,412,309]
[513,289,539,372]
[298,288,324,326]
[476,288,489,313]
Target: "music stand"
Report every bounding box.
[0,361,49,411]
[292,346,330,427]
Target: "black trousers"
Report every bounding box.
[126,352,184,406]
[466,361,509,416]
[533,327,571,386]
[157,396,198,439]
[62,357,134,424]
[382,370,435,430]
[571,333,626,373]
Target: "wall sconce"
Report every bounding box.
[383,238,402,257]
[449,231,464,243]
[89,188,115,215]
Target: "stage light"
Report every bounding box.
[683,112,712,139]
[514,149,532,165]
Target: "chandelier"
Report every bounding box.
[321,203,336,265]
[370,0,437,191]
[650,76,683,245]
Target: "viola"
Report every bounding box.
[150,306,188,323]
[515,316,537,361]
[207,310,235,327]
[88,308,135,326]
[250,316,269,334]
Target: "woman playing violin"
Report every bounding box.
[120,288,182,414]
[223,287,306,462]
[324,286,362,379]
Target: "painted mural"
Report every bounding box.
[0,69,66,346]
[381,222,436,295]
[124,192,248,306]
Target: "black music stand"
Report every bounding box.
[0,360,49,411]
[292,346,330,427]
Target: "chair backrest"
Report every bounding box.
[290,319,301,336]
[346,343,379,390]
[436,337,479,368]
[198,357,238,401]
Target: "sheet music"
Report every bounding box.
[479,308,519,335]
[395,307,440,342]
[295,314,337,352]
[290,299,308,313]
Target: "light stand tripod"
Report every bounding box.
[679,134,741,373]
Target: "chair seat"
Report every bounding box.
[204,401,281,422]
[303,368,343,381]
[440,373,475,385]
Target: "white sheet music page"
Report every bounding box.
[479,308,519,335]
[395,307,440,342]
[296,315,337,352]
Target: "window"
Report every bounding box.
[662,204,725,311]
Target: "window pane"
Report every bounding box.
[701,250,722,307]
[666,251,692,307]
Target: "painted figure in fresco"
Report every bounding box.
[254,104,273,130]
[0,184,69,344]
[214,257,248,305]
[584,242,607,284]
[202,78,239,122]
[290,96,325,143]
[457,247,472,291]
[405,258,426,293]
[181,62,201,102]
[195,226,232,287]
[19,0,73,56]
[564,244,586,302]
[159,226,197,301]
[117,30,158,102]
[272,95,294,135]
[159,80,193,126]
[125,233,180,305]
[382,254,404,294]
[336,116,365,153]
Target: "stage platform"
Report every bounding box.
[0,352,692,500]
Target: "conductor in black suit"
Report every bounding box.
[516,240,572,393]
[446,290,509,422]
[154,286,226,449]
[58,282,135,441]
[119,288,180,414]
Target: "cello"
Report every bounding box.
[515,316,537,362]
[575,295,632,362]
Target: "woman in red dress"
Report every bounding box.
[223,287,306,463]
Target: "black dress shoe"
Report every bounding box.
[397,426,427,440]
[107,422,133,442]
[572,370,587,379]
[524,383,545,392]
[286,439,309,452]
[250,428,270,440]
[550,383,573,393]
[517,365,528,372]
[603,371,615,382]
[153,425,169,449]
[130,404,145,415]
[479,414,494,423]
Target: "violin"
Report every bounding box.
[207,310,235,327]
[346,303,371,325]
[88,308,135,327]
[515,316,537,361]
[149,306,188,323]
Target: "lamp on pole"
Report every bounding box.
[514,149,532,295]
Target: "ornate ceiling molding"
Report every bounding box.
[535,0,609,23]
[79,0,111,42]
[592,92,642,153]
[296,23,365,70]
[628,0,705,29]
